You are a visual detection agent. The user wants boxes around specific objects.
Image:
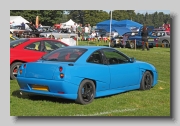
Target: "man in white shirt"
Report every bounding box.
[91,30,96,41]
[72,23,77,33]
[84,24,89,40]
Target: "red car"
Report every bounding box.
[10,38,69,80]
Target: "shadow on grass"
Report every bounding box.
[11,90,75,104]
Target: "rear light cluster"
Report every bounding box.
[154,38,159,42]
[20,63,26,74]
[59,66,64,78]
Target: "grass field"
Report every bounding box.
[10,41,170,116]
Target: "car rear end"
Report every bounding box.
[17,61,79,100]
[16,47,88,100]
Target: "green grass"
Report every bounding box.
[10,41,170,116]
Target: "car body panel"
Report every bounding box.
[17,46,158,101]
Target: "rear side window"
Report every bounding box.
[87,51,103,64]
[42,47,87,62]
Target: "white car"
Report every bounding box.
[106,31,119,38]
[39,32,78,40]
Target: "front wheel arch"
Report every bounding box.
[140,70,153,90]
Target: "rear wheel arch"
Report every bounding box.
[162,39,169,43]
[76,78,96,105]
[78,78,97,89]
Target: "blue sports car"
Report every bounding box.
[17,46,158,105]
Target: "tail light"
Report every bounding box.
[60,73,64,78]
[59,66,63,72]
[23,64,26,68]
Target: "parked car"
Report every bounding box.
[10,25,30,37]
[111,26,158,49]
[153,31,170,47]
[39,31,77,40]
[10,38,69,80]
[94,29,107,38]
[106,31,119,38]
[16,46,158,105]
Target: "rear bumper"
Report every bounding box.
[17,77,78,100]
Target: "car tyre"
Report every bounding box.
[140,71,153,90]
[10,62,23,80]
[76,79,95,105]
[130,41,135,49]
[110,42,115,48]
[162,40,170,48]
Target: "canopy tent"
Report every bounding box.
[113,20,142,29]
[62,19,76,26]
[113,27,131,36]
[10,16,29,29]
[96,20,118,26]
[96,20,142,32]
[96,20,118,32]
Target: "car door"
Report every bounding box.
[102,48,140,89]
[86,50,110,91]
[22,41,47,62]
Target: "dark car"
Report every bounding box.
[117,26,158,49]
[94,29,107,38]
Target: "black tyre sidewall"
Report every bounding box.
[10,62,23,80]
[140,71,153,90]
[130,42,135,49]
[76,80,95,105]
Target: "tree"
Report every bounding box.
[67,10,109,26]
[10,10,64,26]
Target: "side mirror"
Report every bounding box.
[129,57,136,63]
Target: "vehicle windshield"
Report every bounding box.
[41,47,87,62]
[10,38,29,48]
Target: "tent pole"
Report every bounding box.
[109,10,112,47]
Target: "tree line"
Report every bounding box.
[10,10,170,28]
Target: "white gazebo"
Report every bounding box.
[10,16,29,29]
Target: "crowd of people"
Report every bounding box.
[54,23,97,41]
[69,23,96,40]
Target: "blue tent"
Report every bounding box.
[113,27,131,36]
[114,20,142,29]
[96,19,142,34]
[96,20,118,32]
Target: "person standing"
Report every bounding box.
[88,23,91,34]
[141,25,149,51]
[21,22,25,30]
[77,24,82,41]
[84,24,89,41]
[72,23,77,33]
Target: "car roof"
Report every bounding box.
[23,38,60,40]
[58,46,112,52]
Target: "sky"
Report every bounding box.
[134,10,170,14]
[105,10,170,15]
